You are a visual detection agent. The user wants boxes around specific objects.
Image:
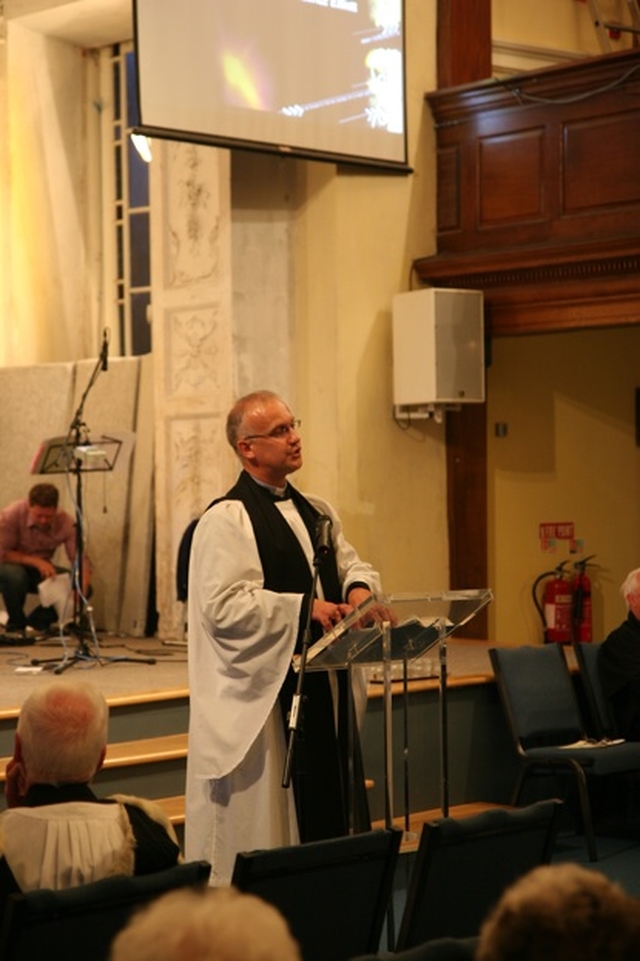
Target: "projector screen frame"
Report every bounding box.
[132,0,412,175]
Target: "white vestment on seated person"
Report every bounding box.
[185,492,381,886]
[0,802,135,891]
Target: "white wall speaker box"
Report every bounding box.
[392,287,485,407]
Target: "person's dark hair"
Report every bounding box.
[28,483,59,509]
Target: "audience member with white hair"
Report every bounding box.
[599,567,640,740]
[0,679,181,908]
[109,886,301,961]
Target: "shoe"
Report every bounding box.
[27,605,58,632]
[0,626,39,646]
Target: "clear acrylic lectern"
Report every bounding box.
[303,589,493,835]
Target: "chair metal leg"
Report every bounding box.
[570,762,598,862]
[513,759,598,861]
[511,765,529,806]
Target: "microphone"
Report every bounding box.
[315,515,332,558]
[101,328,110,372]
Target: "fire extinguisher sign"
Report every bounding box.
[539,522,581,553]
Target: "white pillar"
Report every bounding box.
[150,141,236,639]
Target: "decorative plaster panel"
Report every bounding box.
[165,303,224,398]
[164,142,222,288]
[167,415,224,512]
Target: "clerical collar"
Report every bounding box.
[251,477,291,501]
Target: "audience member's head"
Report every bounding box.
[109,885,301,961]
[621,568,640,619]
[16,679,108,787]
[476,862,640,961]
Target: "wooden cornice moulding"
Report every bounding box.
[415,239,640,288]
[414,240,640,335]
[426,49,640,127]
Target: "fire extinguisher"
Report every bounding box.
[532,561,574,644]
[572,555,596,644]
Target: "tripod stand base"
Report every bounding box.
[29,618,157,674]
[30,647,157,674]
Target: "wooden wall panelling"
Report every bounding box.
[444,54,640,250]
[416,49,640,336]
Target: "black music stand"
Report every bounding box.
[29,353,155,674]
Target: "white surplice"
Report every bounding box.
[184,491,381,885]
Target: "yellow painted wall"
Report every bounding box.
[493,0,634,58]
[488,327,640,645]
[292,0,446,594]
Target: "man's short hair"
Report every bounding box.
[28,483,59,509]
[17,680,108,785]
[226,390,281,451]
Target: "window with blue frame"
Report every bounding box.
[110,44,151,356]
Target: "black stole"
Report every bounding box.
[209,470,370,839]
[213,470,342,643]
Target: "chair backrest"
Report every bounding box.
[573,641,618,739]
[395,799,562,950]
[351,935,478,961]
[489,644,585,749]
[231,829,401,961]
[0,860,211,961]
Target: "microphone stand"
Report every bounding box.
[282,549,324,791]
[32,339,156,674]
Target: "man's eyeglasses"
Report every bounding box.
[242,419,302,442]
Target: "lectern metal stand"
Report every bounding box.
[306,589,493,832]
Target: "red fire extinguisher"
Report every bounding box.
[532,561,574,644]
[572,555,596,644]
